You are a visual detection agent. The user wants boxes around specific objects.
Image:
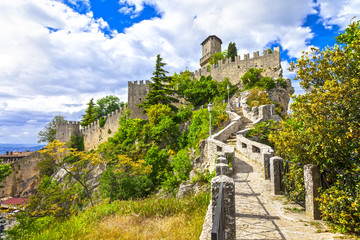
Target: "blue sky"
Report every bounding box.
[0,0,359,144]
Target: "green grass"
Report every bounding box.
[7,193,210,240]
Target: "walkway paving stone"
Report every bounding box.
[232,151,347,240]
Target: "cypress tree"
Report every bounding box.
[139,54,178,111]
[227,42,238,62]
[80,98,98,127]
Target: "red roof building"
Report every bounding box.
[0,197,29,208]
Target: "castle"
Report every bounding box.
[56,35,284,150]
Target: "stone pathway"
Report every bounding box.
[232,151,347,240]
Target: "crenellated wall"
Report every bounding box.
[193,47,282,85]
[80,108,126,151]
[56,121,81,143]
[128,80,150,120]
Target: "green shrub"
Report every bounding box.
[241,68,277,90]
[246,89,274,109]
[276,78,288,88]
[99,116,106,127]
[246,120,277,146]
[282,164,305,204]
[317,169,360,233]
[257,76,276,89]
[241,68,262,87]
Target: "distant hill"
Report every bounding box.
[0,144,45,155]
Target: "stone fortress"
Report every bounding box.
[0,35,291,199]
[54,35,288,151]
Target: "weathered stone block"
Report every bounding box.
[217,157,228,164]
[263,153,271,180]
[216,163,228,176]
[211,175,236,240]
[270,156,282,195]
[304,164,321,220]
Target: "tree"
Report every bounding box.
[0,163,12,187]
[227,42,237,62]
[39,140,102,207]
[208,50,227,65]
[37,115,66,143]
[100,154,151,203]
[80,98,97,127]
[270,20,360,170]
[139,54,178,111]
[95,95,124,118]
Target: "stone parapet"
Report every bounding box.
[236,134,274,165]
[211,175,236,240]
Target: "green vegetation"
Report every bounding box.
[80,98,97,127]
[37,115,66,143]
[241,68,277,90]
[246,89,274,109]
[95,95,125,118]
[139,54,178,111]
[0,163,12,188]
[99,116,106,127]
[177,74,236,107]
[208,50,227,65]
[12,53,236,238]
[227,42,237,62]
[81,95,125,127]
[6,193,210,240]
[246,120,277,146]
[269,20,360,234]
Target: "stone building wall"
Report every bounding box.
[194,47,282,85]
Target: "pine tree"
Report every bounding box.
[80,98,97,127]
[139,54,178,111]
[227,42,237,62]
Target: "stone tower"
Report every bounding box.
[200,35,222,67]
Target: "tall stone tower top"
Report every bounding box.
[200,35,222,67]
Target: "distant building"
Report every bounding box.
[0,197,28,209]
[0,151,33,164]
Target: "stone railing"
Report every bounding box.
[200,153,236,240]
[212,111,242,143]
[236,131,273,179]
[241,103,281,124]
[195,110,241,174]
[236,132,322,220]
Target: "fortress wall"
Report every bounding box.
[56,121,81,143]
[1,152,41,198]
[194,47,281,85]
[128,80,150,120]
[80,108,125,151]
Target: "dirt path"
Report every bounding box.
[232,151,346,240]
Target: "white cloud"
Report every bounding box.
[317,0,360,29]
[1,0,359,143]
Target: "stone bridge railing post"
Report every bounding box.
[270,156,282,195]
[304,164,321,220]
[211,175,235,240]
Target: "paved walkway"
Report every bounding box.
[232,151,346,240]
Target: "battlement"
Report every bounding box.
[128,80,151,119]
[128,80,151,86]
[194,46,281,84]
[79,107,126,133]
[56,120,81,143]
